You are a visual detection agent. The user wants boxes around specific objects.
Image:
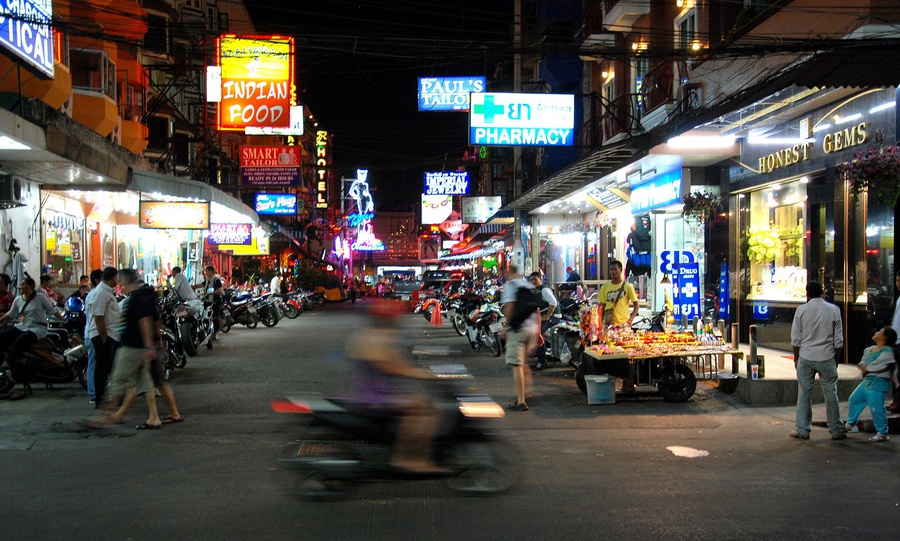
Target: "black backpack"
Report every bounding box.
[508,284,544,330]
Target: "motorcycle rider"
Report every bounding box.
[169,267,197,301]
[347,299,446,473]
[0,277,60,398]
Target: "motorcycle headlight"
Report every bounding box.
[457,398,505,419]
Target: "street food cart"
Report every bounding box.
[567,303,742,402]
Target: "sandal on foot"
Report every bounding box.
[136,422,161,430]
[507,400,528,411]
[161,416,184,424]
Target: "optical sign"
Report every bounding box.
[0,0,54,78]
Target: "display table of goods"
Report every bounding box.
[586,329,738,359]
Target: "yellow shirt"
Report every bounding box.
[598,281,637,324]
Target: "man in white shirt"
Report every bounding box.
[529,272,559,370]
[169,267,197,301]
[888,271,900,413]
[85,267,122,406]
[501,264,538,411]
[789,281,845,440]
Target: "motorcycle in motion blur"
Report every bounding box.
[273,364,518,500]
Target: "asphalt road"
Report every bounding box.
[2,301,898,541]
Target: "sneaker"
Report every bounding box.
[844,422,859,433]
[869,433,889,442]
[789,430,809,439]
[507,400,528,411]
[831,432,847,440]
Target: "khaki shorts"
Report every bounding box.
[107,346,154,398]
[504,326,535,366]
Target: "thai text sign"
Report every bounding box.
[424,171,470,195]
[207,223,252,245]
[240,146,301,186]
[470,93,574,146]
[139,201,210,230]
[254,193,297,215]
[673,263,701,320]
[0,0,53,78]
[418,76,485,111]
[217,35,294,131]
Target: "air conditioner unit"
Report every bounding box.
[0,173,26,209]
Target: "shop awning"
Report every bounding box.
[129,169,259,225]
[505,138,651,212]
[439,245,501,261]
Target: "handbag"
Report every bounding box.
[602,285,627,325]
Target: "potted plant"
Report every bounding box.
[838,129,900,206]
[681,190,721,223]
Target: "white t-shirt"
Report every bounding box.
[171,273,197,301]
[85,281,122,341]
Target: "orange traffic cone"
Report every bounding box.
[430,301,443,326]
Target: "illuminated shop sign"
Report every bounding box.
[757,143,813,174]
[254,193,297,215]
[217,35,295,132]
[461,196,502,224]
[421,195,453,225]
[823,122,868,154]
[315,130,328,209]
[240,146,301,186]
[418,76,485,112]
[348,169,384,251]
[219,237,269,255]
[630,169,683,214]
[469,93,574,146]
[207,223,252,245]
[424,171,470,195]
[751,122,870,174]
[0,0,53,78]
[139,201,210,230]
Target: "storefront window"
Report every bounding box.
[863,198,894,338]
[117,225,189,286]
[44,211,85,284]
[744,179,807,302]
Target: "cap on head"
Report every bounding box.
[566,266,573,272]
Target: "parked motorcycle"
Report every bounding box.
[255,294,283,328]
[159,291,188,373]
[282,292,303,319]
[464,302,504,357]
[178,298,215,356]
[225,290,259,329]
[0,318,88,394]
[272,364,517,500]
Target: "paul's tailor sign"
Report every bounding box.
[469,93,574,147]
[418,76,485,112]
[424,171,470,195]
[0,0,54,78]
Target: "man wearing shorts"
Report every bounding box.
[501,264,538,411]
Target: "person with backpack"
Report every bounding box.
[501,264,541,411]
[529,272,558,371]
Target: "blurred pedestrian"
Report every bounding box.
[790,281,845,440]
[529,272,558,371]
[501,264,538,411]
[90,269,162,430]
[0,273,16,317]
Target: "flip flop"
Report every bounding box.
[8,391,27,401]
[135,422,161,430]
[161,416,184,424]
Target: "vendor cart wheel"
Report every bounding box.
[575,365,587,394]
[657,364,697,403]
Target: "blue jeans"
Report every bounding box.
[795,357,844,436]
[535,316,558,363]
[86,337,96,401]
[847,377,891,435]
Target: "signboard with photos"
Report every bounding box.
[461,196,502,224]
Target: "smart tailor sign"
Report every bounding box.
[207,223,252,245]
[469,93,574,146]
[424,171,470,195]
[217,35,294,131]
[418,77,485,111]
[240,146,301,186]
[0,0,54,78]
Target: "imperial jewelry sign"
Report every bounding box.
[424,171,470,195]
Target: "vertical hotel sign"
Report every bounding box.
[0,0,54,78]
[217,35,294,131]
[315,130,328,209]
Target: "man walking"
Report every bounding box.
[85,267,120,406]
[790,281,846,440]
[529,272,559,371]
[501,264,538,411]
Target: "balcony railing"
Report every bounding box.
[641,61,676,113]
[602,93,642,140]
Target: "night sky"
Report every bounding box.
[243,0,514,210]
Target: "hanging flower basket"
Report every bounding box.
[837,130,900,206]
[681,190,721,223]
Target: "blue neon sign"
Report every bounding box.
[630,169,683,214]
[254,193,297,215]
[0,0,54,78]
